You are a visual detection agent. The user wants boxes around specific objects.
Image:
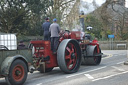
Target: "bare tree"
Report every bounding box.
[47,0,76,26]
[64,0,80,30]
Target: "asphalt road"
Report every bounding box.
[0,50,128,85]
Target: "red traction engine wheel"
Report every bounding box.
[57,39,81,73]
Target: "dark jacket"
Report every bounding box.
[17,44,27,49]
[42,21,51,36]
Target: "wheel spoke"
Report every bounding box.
[66,47,71,52]
[66,56,77,70]
[74,53,77,57]
[66,43,77,70]
[65,47,72,59]
[67,59,73,69]
[72,59,76,64]
[70,44,75,53]
[65,54,71,59]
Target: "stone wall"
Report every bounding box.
[99,41,128,50]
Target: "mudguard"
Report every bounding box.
[1,55,28,76]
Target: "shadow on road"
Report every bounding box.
[0,82,7,85]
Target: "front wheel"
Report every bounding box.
[5,59,28,85]
[82,46,101,65]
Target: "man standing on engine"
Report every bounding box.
[49,18,60,54]
[42,17,51,40]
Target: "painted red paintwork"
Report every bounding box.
[30,40,58,68]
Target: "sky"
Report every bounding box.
[80,0,106,14]
[84,0,106,6]
[126,0,128,8]
[80,0,128,14]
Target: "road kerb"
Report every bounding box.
[102,53,112,59]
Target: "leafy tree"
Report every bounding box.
[94,0,128,40]
[0,0,53,35]
[0,0,80,36]
[0,0,28,34]
[84,15,103,39]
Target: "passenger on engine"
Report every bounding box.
[49,18,60,54]
[92,38,98,43]
[42,17,51,40]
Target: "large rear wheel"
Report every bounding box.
[57,39,81,73]
[5,59,28,85]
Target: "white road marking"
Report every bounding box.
[36,83,42,85]
[117,61,124,64]
[66,66,107,78]
[92,71,128,81]
[111,66,125,71]
[119,54,124,55]
[84,74,94,79]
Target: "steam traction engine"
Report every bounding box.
[0,31,102,85]
[30,30,102,73]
